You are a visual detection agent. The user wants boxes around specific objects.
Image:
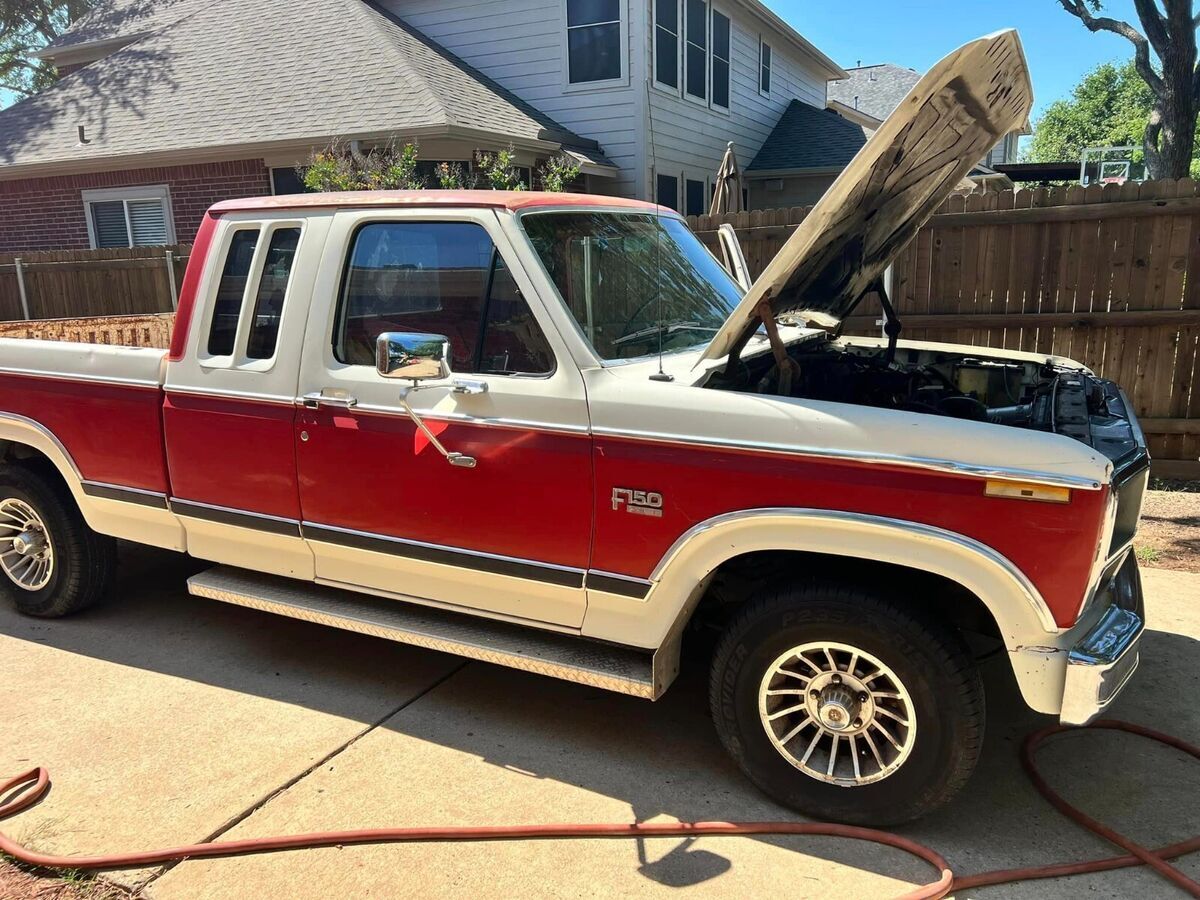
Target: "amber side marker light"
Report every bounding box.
[985,480,1071,503]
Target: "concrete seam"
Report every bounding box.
[136,660,470,891]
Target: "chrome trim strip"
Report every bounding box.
[592,425,1105,491]
[164,384,298,406]
[82,481,169,509]
[0,366,160,389]
[586,569,653,599]
[648,507,1059,633]
[302,521,587,589]
[346,402,592,436]
[170,498,302,537]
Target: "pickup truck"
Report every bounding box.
[0,31,1146,825]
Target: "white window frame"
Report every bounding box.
[683,0,709,105]
[562,0,628,92]
[759,38,772,96]
[709,5,731,113]
[82,184,176,249]
[652,0,682,94]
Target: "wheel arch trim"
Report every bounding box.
[653,508,1057,636]
[0,413,185,551]
[583,507,1058,655]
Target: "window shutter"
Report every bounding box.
[91,201,130,248]
[127,199,169,246]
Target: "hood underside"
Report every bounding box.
[700,29,1033,365]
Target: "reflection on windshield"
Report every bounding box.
[520,211,742,361]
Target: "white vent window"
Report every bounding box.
[82,185,175,248]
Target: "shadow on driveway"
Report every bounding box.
[3,545,1197,895]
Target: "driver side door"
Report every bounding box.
[294,208,593,628]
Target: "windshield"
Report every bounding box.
[520,211,743,361]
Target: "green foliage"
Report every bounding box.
[362,140,421,190]
[434,161,467,189]
[301,139,424,192]
[536,153,581,192]
[1,1,94,105]
[474,145,525,190]
[1026,59,1200,177]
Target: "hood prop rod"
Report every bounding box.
[874,276,903,365]
[756,295,801,394]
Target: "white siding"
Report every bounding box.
[384,0,643,198]
[644,0,827,209]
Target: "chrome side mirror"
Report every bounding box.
[376,332,451,382]
[374,331,480,469]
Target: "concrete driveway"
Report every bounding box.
[1,546,1197,899]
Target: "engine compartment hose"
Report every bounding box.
[0,719,1195,899]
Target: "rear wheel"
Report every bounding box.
[709,581,984,825]
[0,465,116,617]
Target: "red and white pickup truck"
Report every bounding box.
[0,32,1146,824]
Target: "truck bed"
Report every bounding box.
[0,336,170,493]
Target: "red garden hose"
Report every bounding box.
[1,719,1196,899]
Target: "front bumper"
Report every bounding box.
[1059,552,1144,725]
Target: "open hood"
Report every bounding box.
[699,30,1033,366]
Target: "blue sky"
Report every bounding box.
[786,0,1144,122]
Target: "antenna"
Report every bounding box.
[645,81,672,382]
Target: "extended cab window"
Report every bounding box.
[334,222,553,375]
[207,229,260,356]
[246,227,300,360]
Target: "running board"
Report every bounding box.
[187,567,660,699]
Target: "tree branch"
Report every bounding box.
[1132,0,1171,56]
[1058,0,1165,94]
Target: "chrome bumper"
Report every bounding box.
[1060,553,1144,725]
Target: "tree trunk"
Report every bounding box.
[1147,1,1199,179]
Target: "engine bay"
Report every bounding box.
[705,334,1144,466]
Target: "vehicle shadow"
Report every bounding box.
[2,544,1196,894]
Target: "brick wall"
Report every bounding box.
[0,159,271,253]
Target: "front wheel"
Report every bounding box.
[709,582,984,825]
[0,465,116,617]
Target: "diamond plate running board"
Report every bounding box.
[188,567,658,698]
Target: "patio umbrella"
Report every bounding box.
[709,142,744,216]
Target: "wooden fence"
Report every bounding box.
[688,178,1200,479]
[0,244,190,322]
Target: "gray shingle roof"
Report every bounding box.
[827,64,921,122]
[2,0,611,172]
[746,101,869,173]
[41,0,207,53]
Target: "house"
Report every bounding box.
[744,100,870,207]
[828,62,1028,169]
[0,0,848,252]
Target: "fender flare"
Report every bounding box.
[0,413,185,550]
[0,413,91,512]
[584,507,1058,657]
[655,508,1057,644]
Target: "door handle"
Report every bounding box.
[301,390,358,410]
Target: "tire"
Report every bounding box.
[709,580,984,825]
[0,465,116,617]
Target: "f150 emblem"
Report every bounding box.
[612,487,663,518]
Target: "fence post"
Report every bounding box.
[164,250,178,311]
[13,258,31,320]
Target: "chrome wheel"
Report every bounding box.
[0,498,54,591]
[758,641,916,786]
